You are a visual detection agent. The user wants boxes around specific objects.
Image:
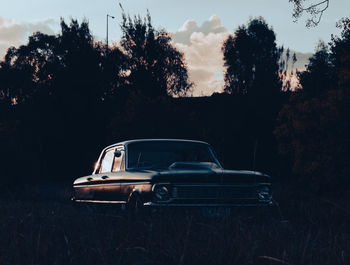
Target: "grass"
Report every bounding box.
[0,184,349,265]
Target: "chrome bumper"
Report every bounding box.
[143,201,276,207]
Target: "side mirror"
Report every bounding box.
[114,149,122,158]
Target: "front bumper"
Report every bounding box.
[143,201,276,207]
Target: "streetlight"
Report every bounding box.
[106,14,115,50]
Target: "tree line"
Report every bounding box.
[0,12,349,194]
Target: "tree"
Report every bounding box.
[222,18,284,177]
[222,17,282,97]
[0,19,126,109]
[289,0,330,27]
[274,19,350,192]
[0,33,59,106]
[120,11,192,97]
[331,17,350,88]
[297,41,337,96]
[0,19,127,182]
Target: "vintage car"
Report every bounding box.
[72,139,274,209]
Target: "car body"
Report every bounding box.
[73,139,274,207]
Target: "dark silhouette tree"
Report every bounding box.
[0,33,58,106]
[275,19,350,192]
[221,18,285,177]
[54,19,126,110]
[0,19,126,182]
[0,19,126,109]
[331,17,350,88]
[297,41,337,96]
[222,17,282,97]
[120,11,192,97]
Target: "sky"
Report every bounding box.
[1,0,349,95]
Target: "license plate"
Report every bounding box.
[201,207,231,217]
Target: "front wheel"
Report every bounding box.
[127,193,144,215]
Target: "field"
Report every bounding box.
[1,184,349,265]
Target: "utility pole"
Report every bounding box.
[106,14,115,51]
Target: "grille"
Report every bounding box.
[172,185,257,200]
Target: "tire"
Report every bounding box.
[127,193,143,215]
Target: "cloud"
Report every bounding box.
[0,17,57,59]
[172,15,230,96]
[172,15,227,45]
[172,15,313,96]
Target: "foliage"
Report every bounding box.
[275,21,350,192]
[221,18,284,171]
[1,12,350,195]
[222,17,282,97]
[0,12,195,183]
[120,11,192,97]
[275,89,349,191]
[0,19,126,182]
[332,17,350,88]
[0,19,125,106]
[297,41,337,96]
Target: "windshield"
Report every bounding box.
[127,141,219,169]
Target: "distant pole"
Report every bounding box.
[106,14,115,51]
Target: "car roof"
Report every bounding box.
[103,139,210,151]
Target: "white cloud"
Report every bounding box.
[172,15,314,96]
[172,15,230,96]
[173,15,227,45]
[0,17,57,59]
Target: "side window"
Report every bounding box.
[100,150,114,173]
[112,150,124,172]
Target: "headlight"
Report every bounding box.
[257,186,272,202]
[154,185,170,201]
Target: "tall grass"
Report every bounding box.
[0,186,349,265]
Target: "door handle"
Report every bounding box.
[87,177,93,181]
[101,175,109,180]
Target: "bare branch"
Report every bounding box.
[290,0,330,27]
[302,0,328,12]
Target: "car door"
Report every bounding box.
[101,147,125,201]
[92,148,116,200]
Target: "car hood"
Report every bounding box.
[128,168,271,184]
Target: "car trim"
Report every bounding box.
[74,181,150,188]
[75,200,125,204]
[144,202,275,207]
[169,183,271,187]
[73,200,275,207]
